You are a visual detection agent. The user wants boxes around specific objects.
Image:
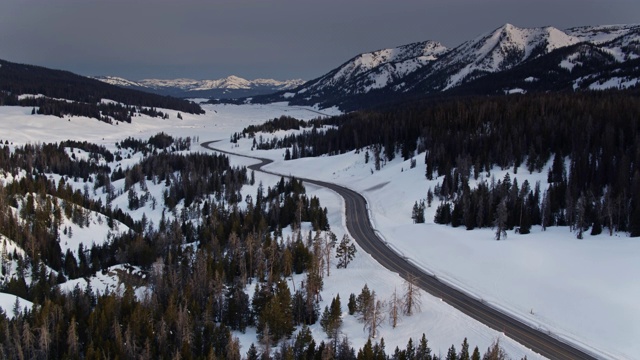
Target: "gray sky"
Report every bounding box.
[1,0,638,81]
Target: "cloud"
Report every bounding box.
[0,0,637,79]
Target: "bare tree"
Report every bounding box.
[67,317,79,358]
[226,336,242,360]
[38,324,51,359]
[323,231,337,277]
[367,299,386,338]
[483,339,508,360]
[403,274,422,316]
[388,288,403,328]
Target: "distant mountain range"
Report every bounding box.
[248,23,640,110]
[93,75,305,99]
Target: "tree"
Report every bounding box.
[482,339,507,360]
[494,199,508,240]
[323,231,337,276]
[459,338,471,360]
[412,200,426,223]
[416,333,432,360]
[403,274,422,316]
[446,345,457,360]
[246,343,260,360]
[336,234,356,269]
[320,295,343,339]
[365,299,385,338]
[388,288,402,328]
[575,193,587,239]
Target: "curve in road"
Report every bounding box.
[201,140,598,360]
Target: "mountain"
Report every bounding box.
[251,23,640,110]
[94,75,305,99]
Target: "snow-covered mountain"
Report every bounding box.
[404,24,582,92]
[254,23,640,110]
[93,75,305,99]
[281,41,447,104]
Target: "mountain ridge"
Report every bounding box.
[247,22,640,110]
[94,75,305,99]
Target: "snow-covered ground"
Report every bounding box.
[0,102,635,358]
[0,293,33,319]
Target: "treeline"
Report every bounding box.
[16,96,179,124]
[242,91,640,236]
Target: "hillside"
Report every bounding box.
[0,59,204,122]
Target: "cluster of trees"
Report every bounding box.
[116,132,193,156]
[241,91,640,236]
[0,142,112,182]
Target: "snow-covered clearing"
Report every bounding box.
[0,293,33,319]
[1,101,634,358]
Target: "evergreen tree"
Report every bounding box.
[459,338,470,360]
[336,235,356,269]
[494,199,508,240]
[416,334,432,360]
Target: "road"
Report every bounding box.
[201,140,598,360]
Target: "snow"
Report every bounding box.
[505,88,526,94]
[588,77,639,90]
[58,264,149,300]
[1,101,637,359]
[251,148,637,360]
[131,76,304,92]
[0,293,33,319]
[440,24,582,90]
[566,24,640,45]
[524,77,538,82]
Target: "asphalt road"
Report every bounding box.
[201,140,598,360]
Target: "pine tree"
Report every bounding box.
[246,343,260,360]
[320,294,343,340]
[471,346,481,360]
[494,199,508,240]
[336,235,356,269]
[459,338,470,360]
[446,345,457,360]
[416,334,432,360]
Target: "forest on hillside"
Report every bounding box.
[0,59,204,123]
[240,90,640,238]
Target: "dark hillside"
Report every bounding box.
[0,59,204,122]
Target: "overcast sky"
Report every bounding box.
[1,0,638,81]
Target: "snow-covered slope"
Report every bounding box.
[413,24,581,91]
[283,40,447,101]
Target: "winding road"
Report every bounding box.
[201,140,598,360]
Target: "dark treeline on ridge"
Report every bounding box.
[0,59,204,123]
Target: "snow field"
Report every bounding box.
[2,102,633,358]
